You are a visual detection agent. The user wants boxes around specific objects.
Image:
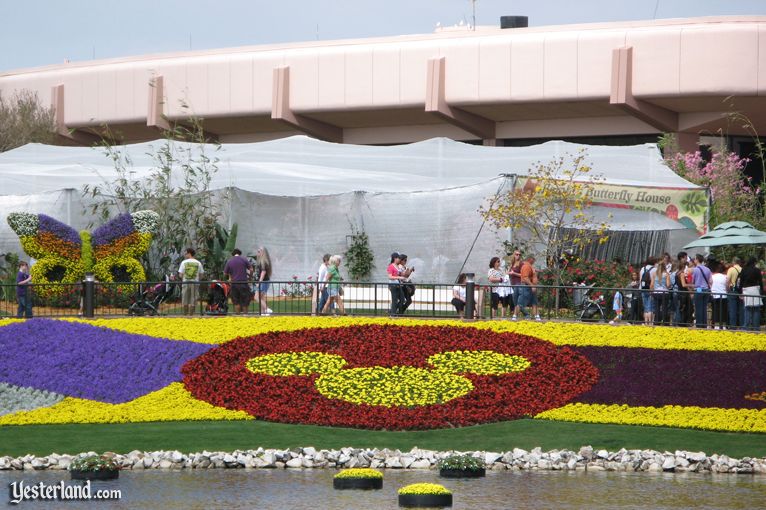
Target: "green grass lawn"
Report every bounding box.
[2,419,765,458]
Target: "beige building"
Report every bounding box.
[1,15,764,157]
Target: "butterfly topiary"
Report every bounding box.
[7,211,159,296]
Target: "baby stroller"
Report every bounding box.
[128,276,175,316]
[205,280,230,315]
[573,283,607,322]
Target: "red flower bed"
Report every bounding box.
[181,325,599,430]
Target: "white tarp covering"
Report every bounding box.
[0,137,702,281]
[0,136,698,195]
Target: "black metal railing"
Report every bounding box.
[0,279,762,331]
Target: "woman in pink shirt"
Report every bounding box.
[388,252,406,316]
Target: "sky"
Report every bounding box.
[2,0,766,72]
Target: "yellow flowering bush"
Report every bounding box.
[333,468,383,479]
[535,403,766,433]
[5,317,764,432]
[316,366,474,407]
[67,317,766,352]
[247,352,347,376]
[428,350,530,375]
[0,383,252,425]
[398,483,452,495]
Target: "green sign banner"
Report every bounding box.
[516,178,708,233]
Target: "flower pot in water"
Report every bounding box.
[333,477,383,490]
[398,493,453,508]
[70,469,119,481]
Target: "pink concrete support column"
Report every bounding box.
[50,84,100,144]
[610,47,678,133]
[147,75,171,131]
[673,132,699,153]
[426,57,495,141]
[271,66,343,143]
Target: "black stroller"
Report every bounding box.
[205,280,230,315]
[573,283,607,322]
[128,277,175,316]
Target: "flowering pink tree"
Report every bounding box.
[665,148,764,230]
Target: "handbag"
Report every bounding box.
[404,283,416,296]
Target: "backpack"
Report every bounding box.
[640,266,652,290]
[732,267,742,294]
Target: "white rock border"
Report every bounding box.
[1,446,764,474]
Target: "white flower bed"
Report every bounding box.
[6,213,38,237]
[0,383,64,416]
[131,210,160,234]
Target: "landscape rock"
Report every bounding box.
[2,447,762,475]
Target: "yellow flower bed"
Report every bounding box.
[61,317,766,352]
[398,483,452,495]
[428,350,530,375]
[315,366,474,407]
[334,468,383,479]
[247,352,347,376]
[473,321,766,352]
[0,319,22,328]
[0,383,252,425]
[535,403,766,433]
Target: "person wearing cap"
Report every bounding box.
[397,254,415,314]
[387,252,406,316]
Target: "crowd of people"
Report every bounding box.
[13,243,766,330]
[226,247,272,314]
[387,252,415,316]
[316,253,346,315]
[478,250,543,321]
[625,252,765,331]
[447,249,765,332]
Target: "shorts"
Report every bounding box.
[451,297,465,313]
[641,292,653,313]
[329,286,340,297]
[255,281,270,294]
[230,283,252,307]
[517,286,537,308]
[490,292,509,310]
[181,281,199,306]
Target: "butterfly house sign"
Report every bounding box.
[7,211,159,296]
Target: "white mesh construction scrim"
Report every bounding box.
[224,182,502,284]
[0,137,703,282]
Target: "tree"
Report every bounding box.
[662,135,764,231]
[0,90,56,153]
[82,118,226,279]
[479,149,611,299]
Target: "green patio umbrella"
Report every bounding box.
[683,221,766,249]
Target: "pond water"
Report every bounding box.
[2,469,766,509]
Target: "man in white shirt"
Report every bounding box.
[317,254,330,314]
[178,248,204,316]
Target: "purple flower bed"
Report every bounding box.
[38,214,81,246]
[92,213,135,246]
[0,320,211,404]
[573,346,766,410]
